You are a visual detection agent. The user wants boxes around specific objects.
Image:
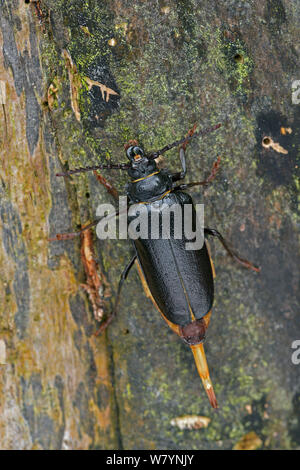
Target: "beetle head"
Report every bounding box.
[126,145,145,163]
[180,319,206,345]
[125,143,157,179]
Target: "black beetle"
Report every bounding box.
[52,124,260,408]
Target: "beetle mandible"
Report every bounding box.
[51,123,260,408]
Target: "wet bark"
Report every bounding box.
[0,0,299,449]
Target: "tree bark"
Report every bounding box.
[0,0,299,450]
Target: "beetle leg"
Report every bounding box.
[94,255,137,336]
[173,157,221,190]
[93,171,119,202]
[48,219,100,241]
[48,211,120,241]
[171,147,187,182]
[204,228,260,272]
[171,124,197,183]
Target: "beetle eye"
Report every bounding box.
[126,146,135,159]
[133,146,142,155]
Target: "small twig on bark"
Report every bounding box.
[80,228,111,322]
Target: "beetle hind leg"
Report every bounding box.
[205,228,260,272]
[94,255,136,336]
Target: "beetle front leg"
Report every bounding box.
[173,157,221,190]
[171,148,187,183]
[94,255,137,336]
[204,228,260,272]
[171,124,197,183]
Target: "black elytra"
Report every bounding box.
[124,143,214,330]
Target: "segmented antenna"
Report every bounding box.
[147,123,222,160]
[56,162,130,177]
[56,123,222,176]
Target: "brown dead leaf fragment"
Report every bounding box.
[170,415,211,430]
[80,228,111,322]
[233,431,262,450]
[84,77,119,102]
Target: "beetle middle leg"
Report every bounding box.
[48,219,100,241]
[93,171,119,201]
[94,255,137,336]
[49,170,122,241]
[204,228,260,272]
[48,211,121,241]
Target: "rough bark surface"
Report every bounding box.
[0,0,299,450]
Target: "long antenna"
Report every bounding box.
[147,123,222,160]
[56,123,222,176]
[56,162,130,177]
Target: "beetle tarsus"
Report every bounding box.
[48,220,100,241]
[48,232,79,241]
